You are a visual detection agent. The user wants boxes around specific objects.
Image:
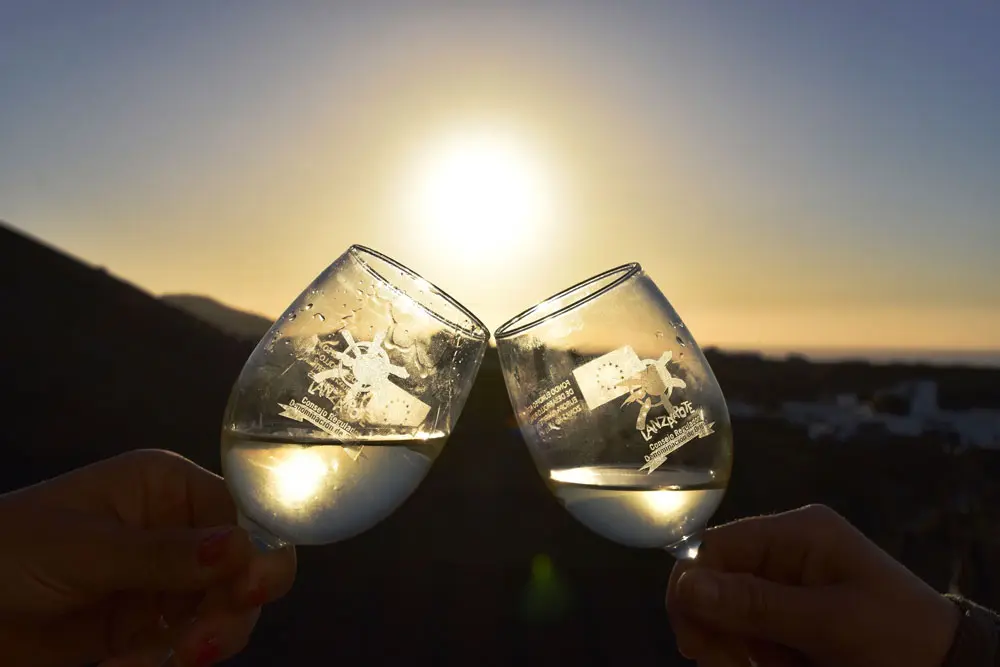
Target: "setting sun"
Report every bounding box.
[399,125,559,267]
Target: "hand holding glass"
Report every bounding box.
[495,264,732,559]
[221,246,488,548]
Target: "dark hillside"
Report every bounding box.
[0,223,254,482]
[2,222,998,665]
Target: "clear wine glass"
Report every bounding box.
[221,245,489,548]
[494,263,732,560]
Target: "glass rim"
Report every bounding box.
[348,244,490,340]
[494,262,641,340]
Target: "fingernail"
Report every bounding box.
[197,528,233,566]
[194,637,220,667]
[248,582,268,607]
[679,570,719,607]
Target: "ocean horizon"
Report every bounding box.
[719,347,1000,369]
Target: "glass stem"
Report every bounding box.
[238,512,289,552]
[664,531,703,561]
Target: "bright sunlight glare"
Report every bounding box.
[401,126,559,264]
[272,447,329,508]
[642,489,688,517]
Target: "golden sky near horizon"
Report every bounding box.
[2,3,998,351]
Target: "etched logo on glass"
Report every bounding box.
[571,346,715,474]
[278,328,431,458]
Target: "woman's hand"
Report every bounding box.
[667,504,959,667]
[0,449,296,666]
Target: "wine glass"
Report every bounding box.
[221,245,489,548]
[494,263,732,560]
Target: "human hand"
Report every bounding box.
[0,449,296,667]
[667,505,959,667]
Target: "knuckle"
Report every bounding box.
[800,503,843,528]
[128,533,165,586]
[115,448,189,482]
[140,532,194,588]
[747,581,770,622]
[732,575,769,629]
[119,447,175,465]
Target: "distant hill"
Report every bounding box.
[162,293,272,342]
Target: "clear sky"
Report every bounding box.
[2,1,998,351]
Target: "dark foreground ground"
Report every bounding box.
[3,223,998,666]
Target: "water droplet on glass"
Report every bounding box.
[676,336,686,347]
[314,313,326,322]
[679,351,685,358]
[288,313,297,321]
[655,331,664,339]
[304,303,313,310]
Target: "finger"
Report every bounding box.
[117,450,240,529]
[93,524,255,594]
[99,650,173,667]
[745,640,810,667]
[673,569,838,653]
[140,450,240,529]
[97,617,176,667]
[667,560,712,658]
[669,614,714,660]
[0,594,165,666]
[695,644,750,667]
[230,545,297,608]
[161,592,203,628]
[698,505,859,582]
[7,450,239,531]
[170,606,261,667]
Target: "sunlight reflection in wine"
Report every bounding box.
[642,488,688,517]
[269,447,330,508]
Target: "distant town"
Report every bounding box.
[732,379,1000,449]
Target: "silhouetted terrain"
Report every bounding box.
[163,294,273,341]
[2,222,998,666]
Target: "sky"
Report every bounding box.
[2,1,998,352]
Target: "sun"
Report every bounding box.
[399,125,559,264]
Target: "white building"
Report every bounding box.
[776,380,1000,449]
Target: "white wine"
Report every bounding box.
[221,431,447,545]
[548,465,726,549]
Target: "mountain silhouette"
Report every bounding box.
[162,293,273,341]
[2,220,999,666]
[0,222,254,481]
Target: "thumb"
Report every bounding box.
[89,524,255,594]
[673,568,834,651]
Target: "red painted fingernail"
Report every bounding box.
[194,637,220,667]
[197,528,233,566]
[248,582,268,607]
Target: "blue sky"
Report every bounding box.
[2,1,998,349]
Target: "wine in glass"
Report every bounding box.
[494,263,731,559]
[221,245,489,548]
